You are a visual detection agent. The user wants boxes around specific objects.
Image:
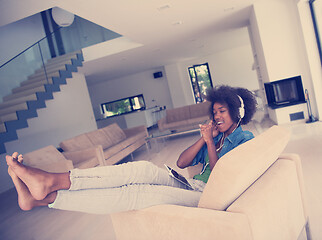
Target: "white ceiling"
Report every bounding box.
[0,0,265,85]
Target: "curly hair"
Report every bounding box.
[206,85,257,125]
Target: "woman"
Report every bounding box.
[6,85,257,214]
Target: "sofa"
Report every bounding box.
[110,125,311,240]
[59,123,148,166]
[23,145,105,172]
[157,101,211,132]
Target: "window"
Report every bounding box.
[310,0,322,64]
[188,63,213,103]
[101,94,146,118]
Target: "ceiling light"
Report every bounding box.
[172,21,183,26]
[224,7,235,12]
[51,7,75,27]
[157,4,171,11]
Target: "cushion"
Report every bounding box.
[189,101,211,119]
[74,157,99,169]
[103,143,126,159]
[86,129,114,149]
[198,125,291,211]
[186,115,209,125]
[166,106,190,123]
[119,132,146,149]
[23,145,73,173]
[101,123,126,145]
[59,133,94,152]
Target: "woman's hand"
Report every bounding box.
[200,120,218,143]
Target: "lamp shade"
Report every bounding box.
[52,7,75,27]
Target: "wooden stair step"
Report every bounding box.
[0,102,28,115]
[0,94,38,109]
[3,86,45,102]
[0,112,18,123]
[34,60,72,74]
[13,79,53,94]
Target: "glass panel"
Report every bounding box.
[103,99,131,117]
[188,63,213,103]
[0,44,50,103]
[58,15,122,55]
[188,67,200,103]
[131,96,145,110]
[195,64,212,100]
[101,94,146,118]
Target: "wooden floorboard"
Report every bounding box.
[0,188,116,240]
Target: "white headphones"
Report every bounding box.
[237,95,245,119]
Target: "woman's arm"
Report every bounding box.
[200,122,219,170]
[176,137,206,169]
[177,121,219,169]
[205,140,219,170]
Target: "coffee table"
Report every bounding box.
[146,128,201,153]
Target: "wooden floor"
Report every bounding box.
[0,189,116,240]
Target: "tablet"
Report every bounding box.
[164,164,194,190]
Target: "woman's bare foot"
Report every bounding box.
[7,152,23,177]
[7,152,56,210]
[10,170,40,210]
[6,153,70,201]
[10,171,57,210]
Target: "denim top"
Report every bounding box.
[192,126,254,183]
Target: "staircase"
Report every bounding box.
[0,51,84,154]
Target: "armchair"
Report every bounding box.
[111,126,311,240]
[23,145,105,172]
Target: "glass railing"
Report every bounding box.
[0,32,54,103]
[0,13,121,103]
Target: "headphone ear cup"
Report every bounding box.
[237,95,245,119]
[239,107,245,119]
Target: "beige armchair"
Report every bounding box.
[111,126,311,240]
[23,145,105,172]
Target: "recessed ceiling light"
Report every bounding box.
[224,7,235,12]
[172,21,183,26]
[158,4,171,11]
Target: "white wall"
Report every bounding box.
[164,29,259,108]
[183,44,259,91]
[0,72,97,193]
[87,67,173,121]
[164,63,193,108]
[249,0,317,124]
[297,0,322,120]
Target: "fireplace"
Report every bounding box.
[264,75,306,109]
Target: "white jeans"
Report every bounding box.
[48,161,205,214]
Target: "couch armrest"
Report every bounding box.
[123,125,148,138]
[157,117,166,132]
[227,159,306,240]
[62,145,105,168]
[111,205,252,240]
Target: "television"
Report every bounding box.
[264,75,306,109]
